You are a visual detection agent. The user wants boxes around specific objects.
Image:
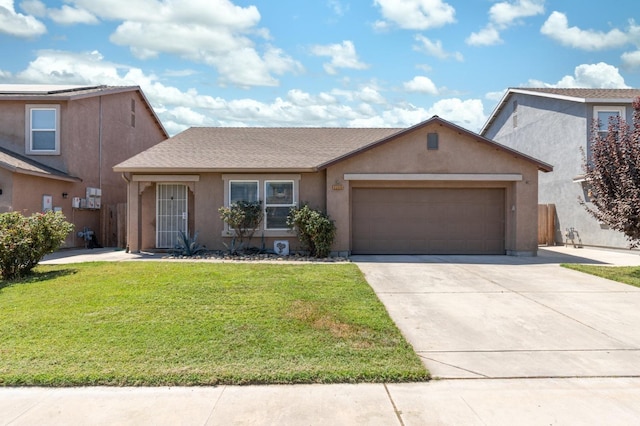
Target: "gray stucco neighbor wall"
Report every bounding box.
[485,93,633,249]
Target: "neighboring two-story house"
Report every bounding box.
[481,88,640,249]
[0,84,168,247]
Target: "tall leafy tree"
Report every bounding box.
[582,97,640,246]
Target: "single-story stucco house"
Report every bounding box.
[113,116,552,256]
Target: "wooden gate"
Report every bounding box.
[100,203,127,248]
[538,204,557,246]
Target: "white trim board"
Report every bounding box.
[343,173,523,181]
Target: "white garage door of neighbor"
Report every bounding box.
[352,188,505,255]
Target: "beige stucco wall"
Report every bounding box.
[325,123,540,255]
[128,171,326,252]
[0,90,166,247]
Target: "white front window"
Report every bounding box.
[594,106,625,139]
[223,175,300,235]
[26,105,60,155]
[265,180,295,230]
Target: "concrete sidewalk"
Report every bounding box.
[3,379,640,425]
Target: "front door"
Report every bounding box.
[156,184,188,249]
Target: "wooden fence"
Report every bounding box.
[538,204,557,246]
[100,203,127,248]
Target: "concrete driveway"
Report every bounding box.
[353,246,640,379]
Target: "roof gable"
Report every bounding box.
[0,84,168,138]
[481,87,640,135]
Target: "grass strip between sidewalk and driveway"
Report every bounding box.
[0,262,428,386]
[562,263,640,288]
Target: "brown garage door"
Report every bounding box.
[352,188,505,255]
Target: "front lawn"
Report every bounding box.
[0,262,428,386]
[562,263,640,288]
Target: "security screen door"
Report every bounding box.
[156,184,188,249]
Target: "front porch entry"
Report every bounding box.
[156,183,188,249]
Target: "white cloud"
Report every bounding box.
[466,26,502,46]
[403,76,439,95]
[310,40,369,75]
[0,49,488,134]
[489,0,545,27]
[485,90,507,102]
[48,5,98,25]
[428,98,486,131]
[349,98,486,132]
[467,0,544,47]
[327,0,348,17]
[622,50,640,69]
[43,0,301,88]
[0,0,46,37]
[19,0,46,17]
[413,35,463,61]
[373,0,455,31]
[541,11,629,50]
[527,62,629,89]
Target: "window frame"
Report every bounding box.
[222,174,300,237]
[25,104,61,155]
[593,106,626,139]
[229,180,259,204]
[264,180,296,230]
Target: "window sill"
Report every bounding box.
[222,230,294,239]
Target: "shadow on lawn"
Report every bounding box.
[0,268,78,291]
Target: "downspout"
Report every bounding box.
[121,172,131,252]
[99,96,103,189]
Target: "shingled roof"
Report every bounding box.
[0,146,81,182]
[114,127,403,172]
[114,116,553,173]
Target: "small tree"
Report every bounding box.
[287,204,336,258]
[581,96,640,246]
[0,211,74,280]
[218,201,263,252]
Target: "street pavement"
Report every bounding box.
[2,246,639,425]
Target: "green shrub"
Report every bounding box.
[0,211,74,280]
[218,201,264,253]
[171,230,206,257]
[287,205,336,258]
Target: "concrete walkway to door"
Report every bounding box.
[353,246,640,379]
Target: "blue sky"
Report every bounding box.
[1,0,639,135]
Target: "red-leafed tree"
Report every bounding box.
[581,97,640,246]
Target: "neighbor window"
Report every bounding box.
[26,105,60,155]
[594,106,625,139]
[264,180,295,230]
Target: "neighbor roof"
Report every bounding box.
[114,116,552,174]
[0,146,81,182]
[481,87,640,135]
[0,84,168,138]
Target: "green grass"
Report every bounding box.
[0,262,428,386]
[562,263,640,288]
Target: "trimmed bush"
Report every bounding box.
[218,201,264,253]
[0,211,74,280]
[287,205,336,258]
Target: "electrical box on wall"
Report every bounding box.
[74,187,102,210]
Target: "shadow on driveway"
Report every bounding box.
[350,246,640,266]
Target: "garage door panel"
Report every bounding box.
[352,188,505,255]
